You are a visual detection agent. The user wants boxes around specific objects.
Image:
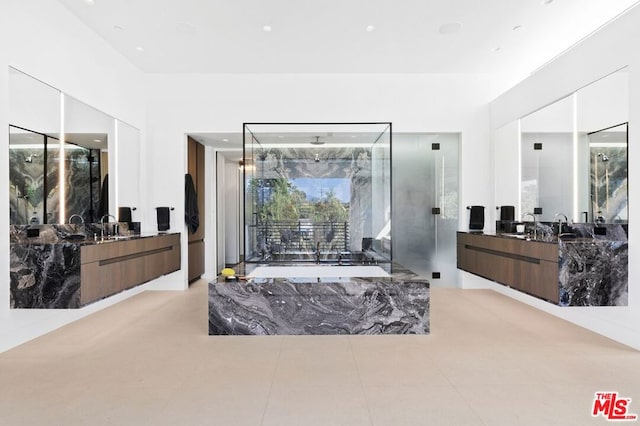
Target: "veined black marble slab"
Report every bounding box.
[209,263,429,335]
[559,239,628,306]
[10,242,81,308]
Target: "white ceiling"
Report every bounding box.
[58,0,639,81]
[55,0,640,152]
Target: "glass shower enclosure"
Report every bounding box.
[243,123,391,264]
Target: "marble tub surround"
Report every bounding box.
[559,239,628,306]
[209,262,429,335]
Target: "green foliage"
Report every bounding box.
[311,190,348,222]
[251,178,348,223]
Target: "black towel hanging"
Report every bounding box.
[468,205,485,231]
[118,207,132,223]
[156,207,171,232]
[185,173,199,233]
[499,205,515,221]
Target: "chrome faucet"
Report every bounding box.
[68,214,84,225]
[522,212,537,239]
[100,214,118,239]
[553,213,568,234]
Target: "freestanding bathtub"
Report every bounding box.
[208,262,430,335]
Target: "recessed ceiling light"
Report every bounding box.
[222,138,229,142]
[512,25,522,31]
[492,47,502,52]
[541,0,554,5]
[113,25,124,31]
[93,139,102,143]
[366,25,375,32]
[263,25,272,32]
[136,46,144,52]
[438,22,462,35]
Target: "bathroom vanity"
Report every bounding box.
[457,223,628,306]
[209,262,429,335]
[10,224,181,308]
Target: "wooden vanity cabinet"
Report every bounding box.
[80,234,181,305]
[457,232,559,303]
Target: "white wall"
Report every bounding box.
[0,0,146,352]
[577,70,629,133]
[487,5,640,349]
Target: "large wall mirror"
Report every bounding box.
[519,67,628,223]
[116,121,141,215]
[8,67,140,225]
[63,95,114,224]
[577,69,628,223]
[9,68,62,224]
[520,95,574,222]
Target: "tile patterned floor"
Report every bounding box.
[1,279,638,425]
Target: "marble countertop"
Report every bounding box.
[10,223,179,245]
[459,222,627,244]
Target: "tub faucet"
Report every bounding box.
[553,213,568,234]
[100,214,118,239]
[522,212,537,239]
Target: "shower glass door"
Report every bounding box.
[392,133,459,286]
